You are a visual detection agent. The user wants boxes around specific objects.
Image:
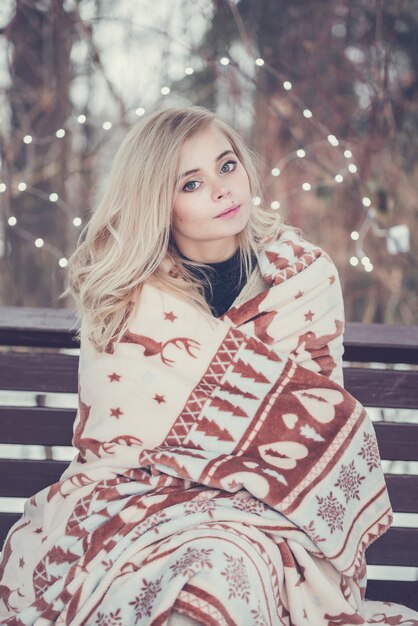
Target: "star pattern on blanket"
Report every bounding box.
[164,311,177,322]
[108,372,121,382]
[305,310,315,321]
[153,394,166,404]
[110,407,123,419]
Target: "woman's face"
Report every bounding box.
[171,124,252,263]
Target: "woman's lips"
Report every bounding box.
[215,204,241,219]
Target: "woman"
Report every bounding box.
[1,106,417,626]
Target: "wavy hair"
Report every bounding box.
[64,105,288,352]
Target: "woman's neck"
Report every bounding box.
[174,238,239,264]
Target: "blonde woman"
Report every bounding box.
[1,106,417,626]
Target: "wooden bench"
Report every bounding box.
[0,307,417,611]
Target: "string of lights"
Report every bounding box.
[0,55,410,271]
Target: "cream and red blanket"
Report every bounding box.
[1,232,417,626]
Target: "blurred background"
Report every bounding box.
[0,0,417,324]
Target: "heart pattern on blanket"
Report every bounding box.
[283,413,298,429]
[258,440,309,470]
[243,461,259,469]
[220,471,270,499]
[292,388,344,423]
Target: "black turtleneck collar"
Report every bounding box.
[179,248,256,317]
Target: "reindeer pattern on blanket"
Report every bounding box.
[0,231,417,626]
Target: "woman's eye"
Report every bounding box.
[183,180,200,192]
[221,159,237,173]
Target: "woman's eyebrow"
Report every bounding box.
[177,149,235,182]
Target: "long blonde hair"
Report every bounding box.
[65,105,286,352]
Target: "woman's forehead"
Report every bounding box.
[179,126,233,167]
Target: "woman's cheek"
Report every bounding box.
[184,205,202,224]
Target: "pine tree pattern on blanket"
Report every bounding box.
[0,231,417,626]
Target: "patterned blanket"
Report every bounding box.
[1,232,417,626]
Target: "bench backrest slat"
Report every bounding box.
[343,322,418,364]
[0,459,70,498]
[365,527,418,566]
[373,422,418,461]
[0,514,21,545]
[366,581,418,610]
[1,312,417,360]
[0,407,76,446]
[385,474,418,513]
[1,410,417,462]
[0,352,78,393]
[2,353,418,411]
[0,306,78,349]
[344,368,418,409]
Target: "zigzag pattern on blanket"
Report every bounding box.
[137,322,392,578]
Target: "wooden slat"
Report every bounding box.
[1,412,417,462]
[0,460,415,511]
[0,521,417,564]
[0,352,78,393]
[0,406,76,446]
[2,513,416,573]
[0,459,69,497]
[0,307,417,364]
[344,367,418,409]
[0,512,21,548]
[0,306,79,348]
[343,322,418,365]
[373,422,418,461]
[366,527,418,566]
[366,580,418,611]
[0,521,416,566]
[386,474,418,513]
[1,353,417,408]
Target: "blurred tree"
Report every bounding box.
[0,0,416,323]
[182,0,418,323]
[1,0,76,306]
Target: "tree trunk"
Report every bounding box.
[2,0,75,306]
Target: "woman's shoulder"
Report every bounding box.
[259,227,323,259]
[257,227,337,286]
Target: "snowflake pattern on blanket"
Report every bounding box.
[1,231,417,626]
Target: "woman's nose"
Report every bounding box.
[212,182,231,201]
